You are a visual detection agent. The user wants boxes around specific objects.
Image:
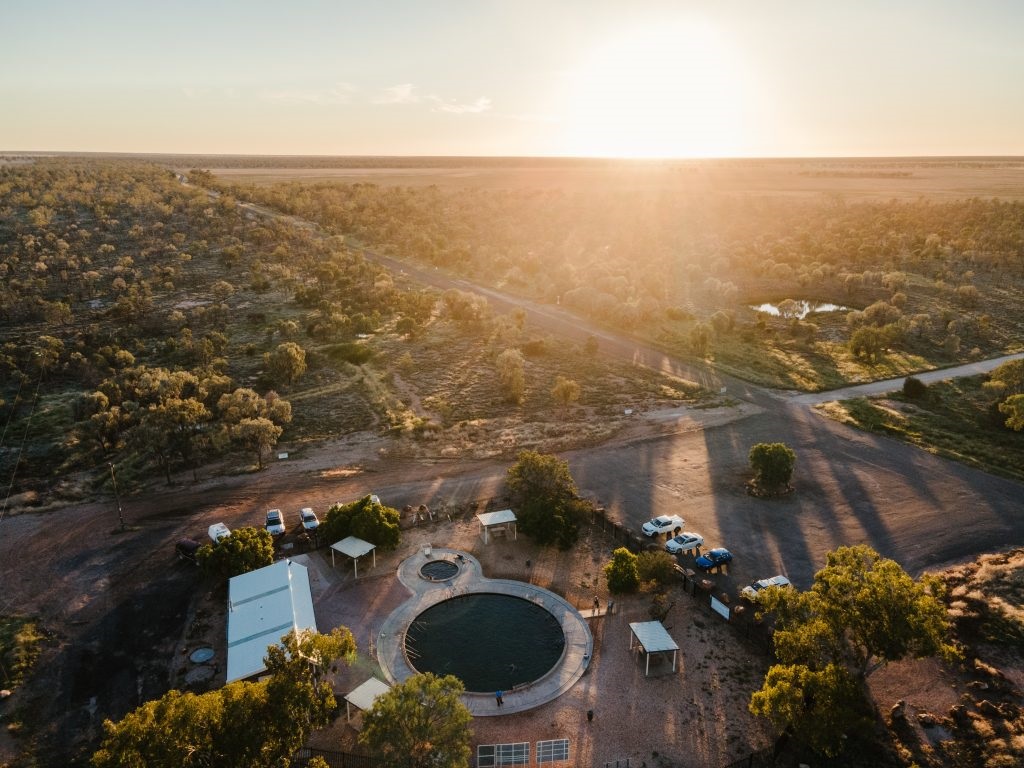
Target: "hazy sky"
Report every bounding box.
[3,0,1023,157]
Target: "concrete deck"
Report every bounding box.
[376,547,594,716]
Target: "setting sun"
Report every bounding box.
[560,21,746,158]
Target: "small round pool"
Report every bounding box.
[420,560,459,581]
[404,593,565,692]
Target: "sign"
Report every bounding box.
[710,596,731,620]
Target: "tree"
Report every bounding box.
[496,347,525,404]
[998,394,1024,431]
[234,417,283,470]
[763,544,954,679]
[265,341,306,386]
[92,629,355,768]
[849,326,886,361]
[197,527,274,580]
[604,547,640,594]
[749,663,867,758]
[550,376,580,408]
[360,673,473,768]
[505,450,590,548]
[749,442,796,491]
[321,495,401,550]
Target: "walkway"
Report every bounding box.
[375,548,594,717]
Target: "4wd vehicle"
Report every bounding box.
[175,538,201,564]
[741,575,792,601]
[300,507,319,531]
[265,509,286,538]
[642,514,684,537]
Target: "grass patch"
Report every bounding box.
[818,375,1024,481]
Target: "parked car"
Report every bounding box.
[741,575,792,601]
[265,508,286,538]
[370,494,381,505]
[665,531,704,555]
[695,548,733,570]
[208,522,231,543]
[300,507,319,532]
[642,514,684,537]
[175,538,201,564]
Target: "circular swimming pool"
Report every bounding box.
[404,593,565,692]
[420,559,459,581]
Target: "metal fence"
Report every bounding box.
[291,747,373,768]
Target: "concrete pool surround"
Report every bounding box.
[376,548,594,716]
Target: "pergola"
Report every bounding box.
[344,676,391,723]
[628,620,679,676]
[330,536,376,577]
[476,509,517,544]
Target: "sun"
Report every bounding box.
[559,21,746,158]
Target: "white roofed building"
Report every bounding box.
[226,559,317,683]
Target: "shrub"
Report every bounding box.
[637,550,677,590]
[902,376,928,399]
[604,547,640,594]
[197,526,274,580]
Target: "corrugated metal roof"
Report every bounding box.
[476,509,517,527]
[345,676,391,712]
[331,536,376,559]
[226,560,316,682]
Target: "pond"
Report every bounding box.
[751,300,848,319]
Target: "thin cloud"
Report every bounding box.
[429,95,493,114]
[260,83,356,105]
[373,83,419,105]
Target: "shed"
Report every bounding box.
[476,509,517,544]
[330,536,377,577]
[344,676,391,723]
[628,620,679,676]
[226,559,316,683]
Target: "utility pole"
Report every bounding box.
[109,462,126,531]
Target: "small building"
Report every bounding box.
[226,559,317,683]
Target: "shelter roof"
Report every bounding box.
[345,677,391,712]
[331,536,376,559]
[628,621,679,653]
[476,509,517,527]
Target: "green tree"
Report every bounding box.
[998,393,1024,431]
[749,663,867,758]
[902,375,928,399]
[197,526,274,580]
[749,442,796,491]
[265,341,307,386]
[92,629,355,768]
[496,347,525,404]
[604,547,640,594]
[505,450,589,548]
[550,375,581,408]
[321,495,401,549]
[849,326,886,361]
[360,673,473,768]
[234,417,283,470]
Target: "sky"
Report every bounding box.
[2,0,1023,158]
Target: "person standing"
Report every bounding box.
[495,690,504,706]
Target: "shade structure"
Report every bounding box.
[226,560,316,683]
[628,620,679,676]
[344,676,391,722]
[476,509,517,544]
[331,536,376,577]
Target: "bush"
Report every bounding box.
[197,526,274,580]
[637,550,677,590]
[604,547,640,594]
[506,450,590,549]
[321,496,401,550]
[749,442,796,491]
[902,376,929,399]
